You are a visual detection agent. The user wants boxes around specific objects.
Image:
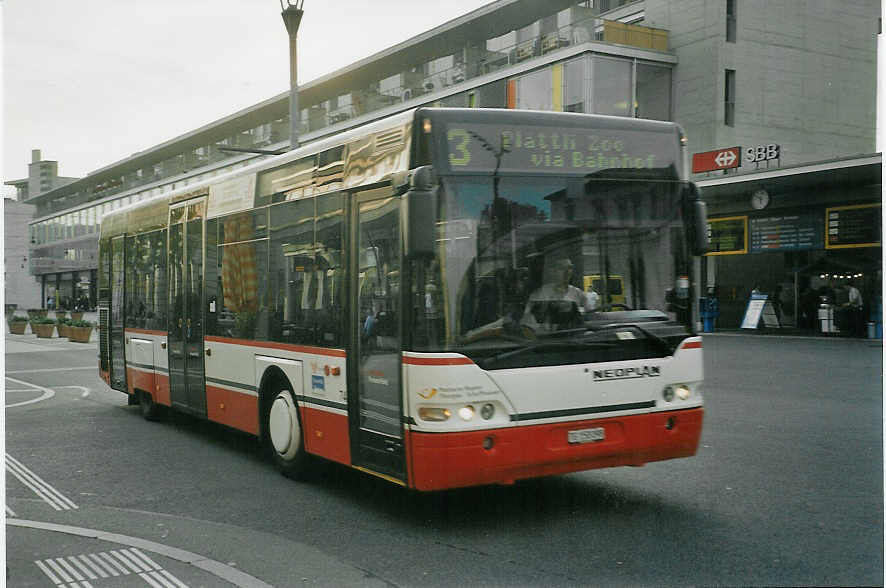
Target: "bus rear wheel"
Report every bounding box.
[264,384,309,480]
[138,390,163,421]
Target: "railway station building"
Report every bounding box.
[6,0,881,333]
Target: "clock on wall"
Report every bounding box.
[751,189,770,210]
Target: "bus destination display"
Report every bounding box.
[445,123,678,176]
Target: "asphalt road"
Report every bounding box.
[5,333,883,587]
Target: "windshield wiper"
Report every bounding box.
[478,340,616,368]
[586,322,674,356]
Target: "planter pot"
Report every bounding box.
[68,326,93,343]
[55,311,69,320]
[71,312,84,321]
[27,310,46,320]
[9,321,28,335]
[57,325,71,338]
[33,324,55,338]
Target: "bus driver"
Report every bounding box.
[524,258,598,328]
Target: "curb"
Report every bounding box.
[8,518,273,588]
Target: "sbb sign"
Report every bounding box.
[693,143,781,173]
[745,144,780,164]
[692,146,741,173]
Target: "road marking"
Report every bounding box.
[4,376,55,408]
[5,453,78,511]
[11,518,273,588]
[6,505,16,518]
[35,549,189,588]
[6,366,96,374]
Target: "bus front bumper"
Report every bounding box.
[406,407,703,491]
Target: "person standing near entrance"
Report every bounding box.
[845,279,864,336]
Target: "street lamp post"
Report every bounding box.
[280,0,304,150]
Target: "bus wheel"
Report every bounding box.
[265,385,309,480]
[139,391,163,421]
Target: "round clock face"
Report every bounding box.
[751,189,770,210]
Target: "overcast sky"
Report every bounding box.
[2,0,495,192]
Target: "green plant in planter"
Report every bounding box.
[8,314,29,334]
[68,320,95,343]
[31,317,56,338]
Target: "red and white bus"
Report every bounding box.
[98,107,707,491]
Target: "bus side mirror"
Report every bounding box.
[684,183,707,256]
[406,166,438,256]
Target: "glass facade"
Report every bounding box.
[28,2,675,308]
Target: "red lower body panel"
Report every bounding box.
[125,368,171,406]
[206,386,259,435]
[302,406,351,466]
[407,408,703,491]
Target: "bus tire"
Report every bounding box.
[139,390,163,421]
[264,382,309,480]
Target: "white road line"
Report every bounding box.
[6,505,16,518]
[6,366,96,374]
[77,554,109,579]
[140,571,167,588]
[86,553,118,577]
[97,551,128,575]
[121,548,155,572]
[4,376,55,408]
[56,557,85,582]
[111,549,147,573]
[5,453,78,510]
[157,568,190,588]
[34,560,62,584]
[67,555,98,580]
[45,559,74,583]
[129,548,163,571]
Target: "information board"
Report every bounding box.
[706,216,747,256]
[826,204,882,249]
[750,212,822,253]
[740,293,768,329]
[741,293,781,329]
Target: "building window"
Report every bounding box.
[592,56,632,117]
[636,63,672,121]
[563,57,587,113]
[726,0,737,43]
[725,69,736,126]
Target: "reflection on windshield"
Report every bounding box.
[409,176,692,365]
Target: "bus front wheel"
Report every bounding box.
[264,384,309,480]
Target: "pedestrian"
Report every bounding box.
[845,279,864,337]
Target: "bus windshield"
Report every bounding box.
[409,175,692,368]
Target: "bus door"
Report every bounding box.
[348,188,405,481]
[109,235,127,391]
[167,198,207,416]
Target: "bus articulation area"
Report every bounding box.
[98,107,708,491]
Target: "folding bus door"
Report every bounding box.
[167,198,207,416]
[108,235,127,391]
[348,188,405,481]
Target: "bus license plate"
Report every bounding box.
[568,427,605,444]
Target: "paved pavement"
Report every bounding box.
[4,313,880,587]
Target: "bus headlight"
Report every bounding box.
[663,385,691,402]
[419,407,451,422]
[458,405,475,421]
